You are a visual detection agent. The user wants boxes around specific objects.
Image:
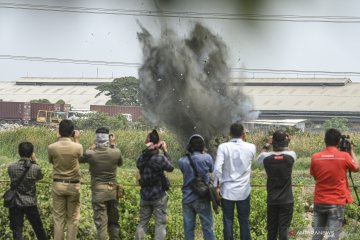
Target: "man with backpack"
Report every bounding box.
[178,134,215,240]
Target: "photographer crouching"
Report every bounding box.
[310,128,359,240]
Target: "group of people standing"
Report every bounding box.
[5,119,359,240]
[6,119,123,240]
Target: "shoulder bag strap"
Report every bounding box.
[11,164,31,190]
[186,154,200,177]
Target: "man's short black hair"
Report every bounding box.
[230,123,244,138]
[187,135,205,153]
[148,130,160,144]
[96,127,109,134]
[59,119,75,137]
[272,130,289,148]
[325,128,341,146]
[19,141,34,158]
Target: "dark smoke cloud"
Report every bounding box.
[137,22,258,141]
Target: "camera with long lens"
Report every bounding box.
[339,135,352,153]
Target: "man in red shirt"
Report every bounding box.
[310,128,358,240]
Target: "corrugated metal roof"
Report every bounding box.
[1,77,360,112]
[240,81,360,112]
[16,77,114,86]
[231,77,351,86]
[246,119,307,125]
[0,81,110,109]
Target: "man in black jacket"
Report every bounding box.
[7,142,48,240]
[135,130,174,240]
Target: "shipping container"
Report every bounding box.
[90,105,143,122]
[30,103,61,120]
[60,104,71,112]
[0,101,31,124]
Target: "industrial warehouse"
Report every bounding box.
[0,76,360,129]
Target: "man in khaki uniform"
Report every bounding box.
[48,119,83,240]
[80,127,123,240]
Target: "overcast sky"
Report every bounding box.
[1,0,360,81]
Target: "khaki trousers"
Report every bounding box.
[92,184,119,240]
[52,182,81,240]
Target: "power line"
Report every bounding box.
[1,2,360,23]
[1,54,360,77]
[0,54,140,67]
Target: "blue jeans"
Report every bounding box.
[312,204,344,240]
[182,198,215,240]
[221,194,251,240]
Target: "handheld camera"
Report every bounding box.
[339,135,352,153]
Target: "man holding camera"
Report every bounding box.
[256,130,296,240]
[310,128,358,240]
[135,130,174,240]
[80,127,123,240]
[7,142,48,240]
[48,119,83,240]
[178,134,216,240]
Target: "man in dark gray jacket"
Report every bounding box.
[7,141,48,240]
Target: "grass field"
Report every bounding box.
[0,127,359,239]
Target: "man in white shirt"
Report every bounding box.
[214,123,256,240]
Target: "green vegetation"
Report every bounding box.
[30,99,51,103]
[323,117,349,132]
[0,128,359,239]
[73,112,129,132]
[55,99,65,104]
[95,77,140,106]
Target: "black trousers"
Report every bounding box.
[9,206,48,240]
[267,203,294,240]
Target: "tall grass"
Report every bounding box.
[0,127,360,239]
[1,127,360,168]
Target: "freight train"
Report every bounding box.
[0,101,143,124]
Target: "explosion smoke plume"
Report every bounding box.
[138,23,258,140]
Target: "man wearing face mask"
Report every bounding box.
[80,127,123,240]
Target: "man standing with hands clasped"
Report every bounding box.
[80,127,123,240]
[311,128,358,240]
[48,119,83,240]
[214,123,256,240]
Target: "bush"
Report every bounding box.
[323,117,349,132]
[73,112,129,131]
